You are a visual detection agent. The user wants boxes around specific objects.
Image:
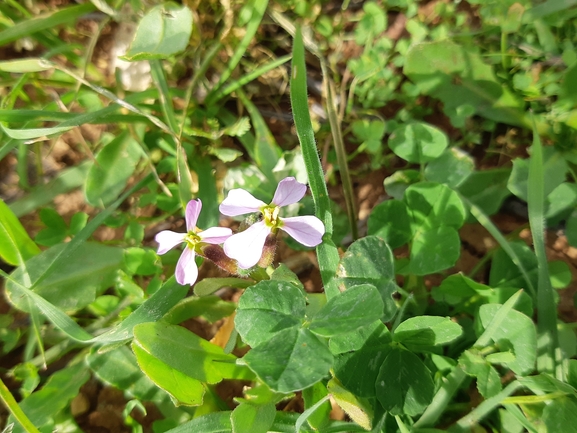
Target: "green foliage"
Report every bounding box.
[1,0,575,431]
[121,3,193,61]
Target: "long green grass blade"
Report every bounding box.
[527,124,559,376]
[8,162,90,217]
[452,381,523,432]
[464,196,536,298]
[0,377,40,433]
[0,3,95,46]
[207,54,291,104]
[290,27,340,299]
[320,61,358,240]
[150,59,179,134]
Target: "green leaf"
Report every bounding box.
[507,148,568,202]
[132,343,205,406]
[208,147,243,163]
[85,132,142,207]
[122,3,193,61]
[384,169,420,200]
[69,212,89,235]
[404,40,530,129]
[133,322,250,384]
[432,272,492,305]
[6,243,122,312]
[309,284,384,337]
[193,277,253,296]
[86,346,163,401]
[549,260,571,289]
[242,327,333,393]
[376,348,435,416]
[459,350,502,398]
[405,182,466,229]
[0,59,52,73]
[36,208,67,246]
[543,397,577,433]
[367,200,412,248]
[124,247,159,276]
[330,320,391,355]
[424,147,475,188]
[393,316,463,347]
[409,226,461,276]
[231,402,276,433]
[335,236,397,321]
[0,199,40,266]
[389,122,448,164]
[235,281,306,348]
[327,378,373,431]
[489,241,538,290]
[546,183,577,220]
[333,321,392,398]
[163,296,235,324]
[404,182,466,274]
[9,363,89,433]
[457,168,512,218]
[478,304,537,375]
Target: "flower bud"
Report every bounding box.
[200,244,238,275]
[257,231,278,268]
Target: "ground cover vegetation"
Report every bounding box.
[0,0,577,431]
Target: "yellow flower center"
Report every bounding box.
[262,205,281,228]
[184,231,202,249]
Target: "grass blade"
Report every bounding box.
[207,0,269,100]
[527,122,559,376]
[463,195,536,298]
[208,54,291,104]
[290,27,340,299]
[320,61,358,240]
[0,377,40,433]
[0,3,95,46]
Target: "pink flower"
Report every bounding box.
[219,177,325,269]
[155,199,232,285]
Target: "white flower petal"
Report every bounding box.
[280,216,325,247]
[198,227,233,244]
[219,189,266,216]
[271,177,307,207]
[155,230,186,255]
[185,199,202,232]
[175,247,198,285]
[223,221,271,269]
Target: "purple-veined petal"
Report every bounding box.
[185,199,202,232]
[219,189,266,216]
[223,221,271,269]
[175,247,199,285]
[280,216,325,247]
[198,227,233,244]
[155,230,186,255]
[271,177,307,207]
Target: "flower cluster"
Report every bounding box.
[155,177,325,285]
